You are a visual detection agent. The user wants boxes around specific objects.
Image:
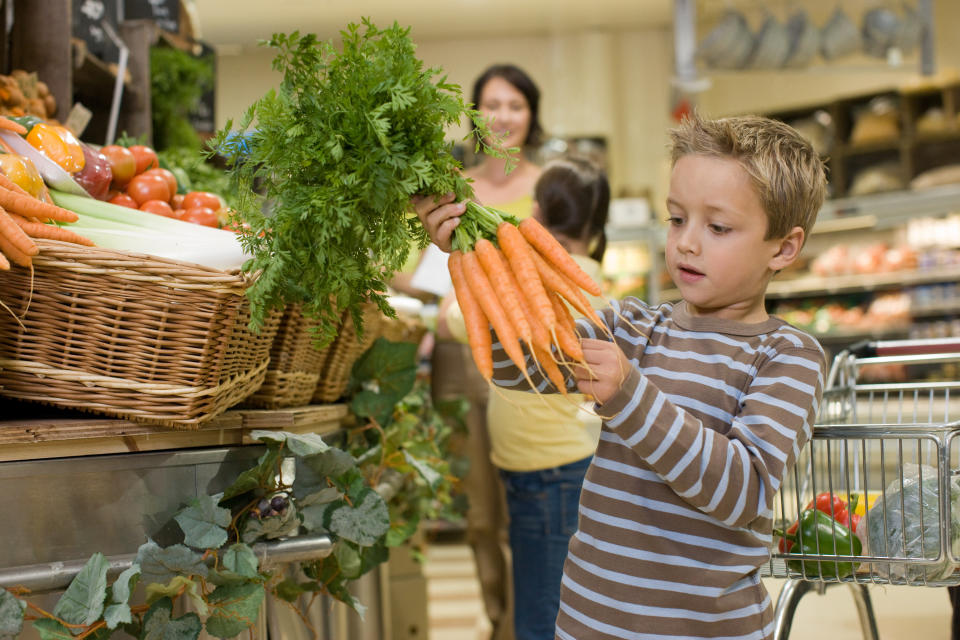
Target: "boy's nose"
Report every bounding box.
[675,228,699,254]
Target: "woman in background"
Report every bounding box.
[430,62,544,640]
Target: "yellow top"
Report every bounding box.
[484,193,534,221]
[447,254,605,471]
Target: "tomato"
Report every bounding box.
[100,145,136,187]
[139,199,179,219]
[126,173,171,206]
[180,206,219,227]
[143,167,177,199]
[109,193,139,209]
[128,144,159,175]
[170,193,185,210]
[182,191,223,211]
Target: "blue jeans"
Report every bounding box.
[500,456,591,640]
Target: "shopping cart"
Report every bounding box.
[766,338,960,640]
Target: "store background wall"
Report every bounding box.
[212,1,959,211]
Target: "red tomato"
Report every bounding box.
[128,145,159,175]
[170,193,185,210]
[180,206,219,227]
[139,199,179,219]
[182,191,223,211]
[100,145,137,187]
[143,168,177,199]
[109,192,139,209]
[126,173,171,206]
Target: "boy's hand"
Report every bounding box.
[411,193,466,253]
[573,338,632,405]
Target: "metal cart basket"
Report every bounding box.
[765,338,960,640]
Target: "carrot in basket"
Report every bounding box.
[7,212,94,246]
[461,249,527,371]
[448,250,493,381]
[0,186,78,223]
[0,249,10,270]
[497,221,556,331]
[0,207,38,257]
[0,228,32,267]
[474,238,532,346]
[519,216,603,297]
[0,116,27,136]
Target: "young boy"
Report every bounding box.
[414,112,827,640]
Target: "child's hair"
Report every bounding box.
[669,112,827,243]
[534,156,610,262]
[472,64,544,147]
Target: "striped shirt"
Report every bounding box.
[490,298,826,640]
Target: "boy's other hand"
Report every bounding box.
[574,338,632,405]
[411,193,465,253]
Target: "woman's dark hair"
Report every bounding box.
[471,64,544,148]
[534,156,609,262]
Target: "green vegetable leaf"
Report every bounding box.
[0,590,26,639]
[175,495,231,550]
[328,488,390,546]
[136,541,208,585]
[52,552,108,627]
[141,598,202,640]
[204,583,265,639]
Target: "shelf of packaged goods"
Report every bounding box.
[0,401,348,462]
[658,264,960,304]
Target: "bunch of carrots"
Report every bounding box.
[446,201,608,394]
[0,116,93,270]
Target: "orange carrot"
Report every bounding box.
[0,229,32,267]
[8,212,94,246]
[519,217,603,297]
[0,116,27,136]
[448,250,493,381]
[533,344,568,396]
[0,249,10,270]
[504,257,552,354]
[530,248,604,329]
[0,186,78,223]
[549,291,578,337]
[474,238,532,346]
[0,207,38,257]
[497,221,556,330]
[461,249,528,372]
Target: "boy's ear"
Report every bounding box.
[769,226,805,271]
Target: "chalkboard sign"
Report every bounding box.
[189,42,216,134]
[124,0,179,34]
[73,0,122,64]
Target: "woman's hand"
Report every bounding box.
[411,193,466,253]
[573,338,632,405]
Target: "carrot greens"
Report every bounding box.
[210,19,511,345]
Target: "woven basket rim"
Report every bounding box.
[26,239,251,293]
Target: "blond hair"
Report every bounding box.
[669,112,827,242]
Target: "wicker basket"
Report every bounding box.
[0,239,280,429]
[311,304,383,404]
[245,304,330,409]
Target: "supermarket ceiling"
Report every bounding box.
[193,0,675,50]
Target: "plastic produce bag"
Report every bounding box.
[865,464,960,582]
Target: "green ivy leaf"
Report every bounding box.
[222,544,260,579]
[328,488,389,546]
[136,541,208,585]
[141,598,202,640]
[251,430,331,457]
[145,576,208,617]
[31,619,72,640]
[220,446,283,501]
[175,495,231,550]
[204,583,265,639]
[273,579,306,603]
[103,563,141,629]
[52,552,108,627]
[241,505,299,544]
[333,541,362,579]
[349,339,418,426]
[403,450,442,492]
[0,589,26,639]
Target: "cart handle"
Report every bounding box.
[847,338,960,358]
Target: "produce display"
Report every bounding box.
[0,70,57,119]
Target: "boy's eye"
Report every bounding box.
[666,215,683,226]
[709,224,731,234]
